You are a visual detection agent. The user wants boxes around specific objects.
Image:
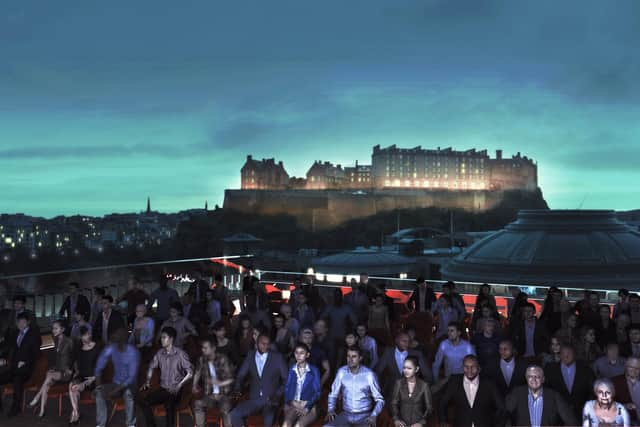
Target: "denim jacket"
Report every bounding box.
[284,363,321,410]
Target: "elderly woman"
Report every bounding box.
[28,319,74,417]
[582,378,630,426]
[129,303,155,361]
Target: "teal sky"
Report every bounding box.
[2,0,640,217]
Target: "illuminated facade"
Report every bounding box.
[241,145,537,191]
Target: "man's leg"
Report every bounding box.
[10,368,30,414]
[193,395,214,427]
[296,406,318,427]
[123,387,137,427]
[137,388,169,427]
[230,398,265,427]
[95,383,116,427]
[164,389,181,427]
[323,412,353,427]
[216,394,233,427]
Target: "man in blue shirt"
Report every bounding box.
[94,328,140,427]
[325,346,384,427]
[432,321,476,382]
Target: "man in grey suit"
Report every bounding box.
[230,334,288,427]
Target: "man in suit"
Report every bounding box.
[439,354,505,427]
[9,295,35,324]
[485,339,528,399]
[511,302,548,360]
[505,365,577,426]
[406,277,436,344]
[544,343,595,420]
[59,282,91,323]
[0,312,42,416]
[186,276,210,307]
[230,334,288,427]
[621,324,640,358]
[93,295,126,344]
[376,331,432,395]
[612,356,640,423]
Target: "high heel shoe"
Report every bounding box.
[37,410,46,418]
[27,399,38,409]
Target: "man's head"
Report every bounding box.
[293,343,310,365]
[314,319,328,337]
[525,366,545,392]
[447,322,462,342]
[135,304,147,318]
[101,295,114,313]
[416,277,426,288]
[630,294,640,309]
[589,292,600,308]
[160,326,176,348]
[256,334,270,354]
[522,303,536,321]
[483,318,496,337]
[169,302,182,320]
[356,324,368,338]
[605,342,620,361]
[13,295,26,311]
[299,328,314,346]
[359,273,369,285]
[16,312,30,330]
[498,339,514,361]
[280,304,292,319]
[625,357,640,380]
[111,328,128,347]
[200,337,216,359]
[212,321,226,339]
[463,355,480,381]
[395,332,410,351]
[629,325,640,344]
[559,344,576,366]
[346,346,363,369]
[69,282,80,295]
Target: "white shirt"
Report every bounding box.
[294,363,310,401]
[463,376,479,408]
[208,361,220,394]
[255,351,268,378]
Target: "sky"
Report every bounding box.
[1,0,639,217]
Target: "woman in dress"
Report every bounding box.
[582,378,630,426]
[68,326,101,425]
[128,304,155,362]
[28,319,74,417]
[390,355,433,427]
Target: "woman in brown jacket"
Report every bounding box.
[390,356,433,427]
[28,319,74,417]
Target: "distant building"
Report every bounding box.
[241,155,289,190]
[241,145,537,192]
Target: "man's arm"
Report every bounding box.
[175,351,193,392]
[326,369,343,414]
[367,371,385,418]
[94,346,112,383]
[233,352,251,393]
[432,342,445,382]
[375,350,388,378]
[125,347,141,388]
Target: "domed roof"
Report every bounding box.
[312,248,415,274]
[442,210,640,288]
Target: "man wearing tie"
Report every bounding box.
[230,334,288,427]
[0,312,42,416]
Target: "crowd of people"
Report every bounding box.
[0,272,639,426]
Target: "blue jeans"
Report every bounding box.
[95,383,136,427]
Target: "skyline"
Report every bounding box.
[2,0,640,217]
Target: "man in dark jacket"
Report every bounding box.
[484,339,528,399]
[506,365,577,426]
[439,354,505,427]
[0,312,42,416]
[93,295,126,344]
[376,332,432,396]
[544,343,595,420]
[230,334,287,427]
[59,282,91,323]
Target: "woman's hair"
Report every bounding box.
[404,355,420,369]
[593,378,615,397]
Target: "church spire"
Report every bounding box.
[146,196,151,214]
[205,200,208,211]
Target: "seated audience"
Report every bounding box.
[68,326,101,425]
[28,319,74,417]
[612,356,640,423]
[138,326,193,427]
[356,323,379,369]
[390,355,432,427]
[582,377,630,427]
[283,343,321,427]
[593,342,626,379]
[159,302,198,348]
[324,346,384,427]
[129,304,155,361]
[192,337,235,427]
[377,331,432,397]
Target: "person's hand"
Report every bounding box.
[168,386,179,395]
[108,385,124,399]
[192,385,200,395]
[410,424,422,427]
[140,382,151,392]
[295,407,309,417]
[231,391,243,400]
[325,411,336,422]
[364,416,376,426]
[394,421,407,427]
[17,361,25,368]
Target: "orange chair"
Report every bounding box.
[151,383,194,427]
[43,381,70,416]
